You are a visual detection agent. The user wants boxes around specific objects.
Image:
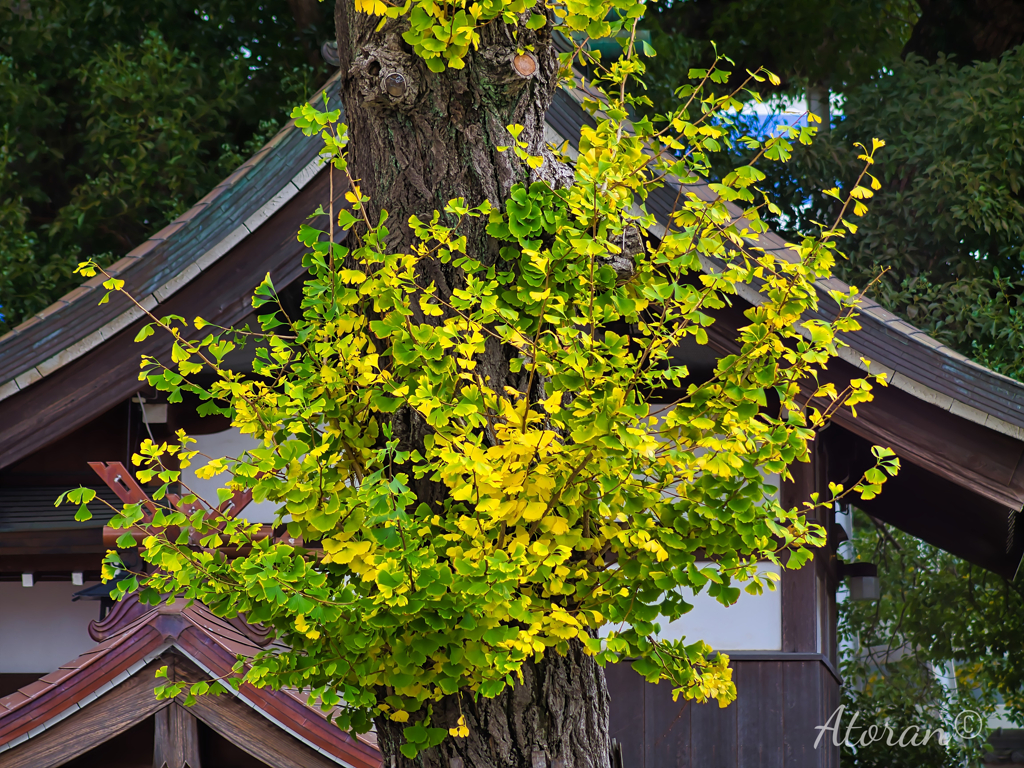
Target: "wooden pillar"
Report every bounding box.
[154,703,201,768]
[781,445,819,654]
[779,437,840,768]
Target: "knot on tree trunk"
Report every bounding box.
[350,32,420,109]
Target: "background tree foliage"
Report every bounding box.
[838,515,1024,766]
[749,47,1024,380]
[640,0,918,116]
[0,0,334,333]
[641,0,1024,376]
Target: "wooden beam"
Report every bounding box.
[0,553,103,573]
[154,703,201,768]
[0,528,104,556]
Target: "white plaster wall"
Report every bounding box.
[654,562,782,651]
[0,582,102,673]
[611,406,784,651]
[182,428,281,524]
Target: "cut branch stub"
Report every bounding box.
[349,32,419,108]
[512,52,538,78]
[382,72,408,99]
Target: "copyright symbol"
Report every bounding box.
[954,709,984,739]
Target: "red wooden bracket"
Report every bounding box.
[91,460,254,519]
[88,461,157,517]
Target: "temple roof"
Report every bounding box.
[0,595,381,768]
[3,75,1024,442]
[0,69,1020,575]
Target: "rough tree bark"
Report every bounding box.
[332,2,612,766]
[335,0,569,505]
[376,640,611,768]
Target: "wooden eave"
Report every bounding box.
[0,70,1020,574]
[0,598,381,768]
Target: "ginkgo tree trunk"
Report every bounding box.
[332,4,608,764]
[66,0,899,766]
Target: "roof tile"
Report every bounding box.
[0,692,30,710]
[195,183,229,208]
[59,285,94,305]
[861,303,899,323]
[11,315,41,334]
[58,656,92,671]
[173,202,209,225]
[39,667,77,686]
[107,255,143,276]
[885,318,921,336]
[15,681,50,700]
[262,124,295,151]
[34,300,69,321]
[240,146,273,170]
[218,161,257,189]
[81,273,109,290]
[13,368,41,390]
[149,220,188,243]
[36,329,106,378]
[124,238,161,261]
[0,379,19,400]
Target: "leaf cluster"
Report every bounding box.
[69,16,898,759]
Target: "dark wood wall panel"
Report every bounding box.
[735,662,784,767]
[607,658,838,768]
[645,676,692,768]
[691,689,737,768]
[821,662,840,768]
[607,662,647,768]
[782,660,827,768]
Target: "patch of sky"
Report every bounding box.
[716,90,845,140]
[714,91,847,227]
